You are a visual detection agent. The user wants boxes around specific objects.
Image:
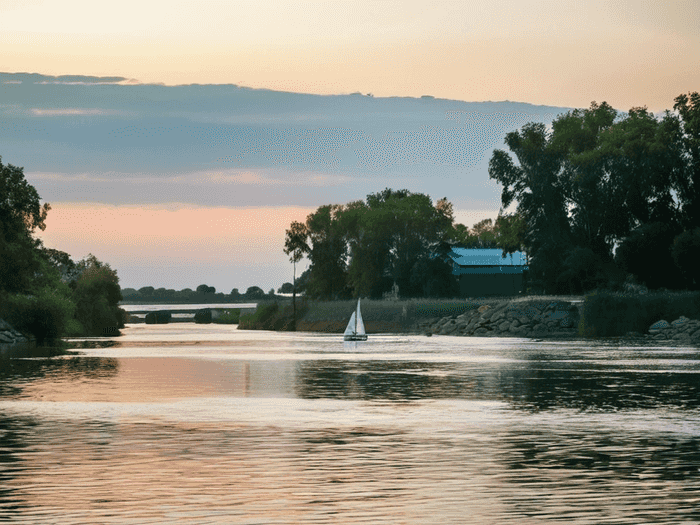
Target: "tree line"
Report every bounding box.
[284,188,524,300]
[286,92,700,299]
[488,93,700,294]
[0,156,125,345]
[122,284,284,303]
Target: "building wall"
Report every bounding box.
[458,273,524,297]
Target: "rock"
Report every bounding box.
[649,320,671,334]
[671,317,689,328]
[473,327,489,336]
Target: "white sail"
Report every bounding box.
[355,300,366,335]
[344,312,356,337]
[344,299,368,340]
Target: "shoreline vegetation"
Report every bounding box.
[236,291,700,344]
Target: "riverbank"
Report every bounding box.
[238,292,700,345]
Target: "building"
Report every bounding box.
[448,247,528,297]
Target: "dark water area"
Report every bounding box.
[1,324,699,523]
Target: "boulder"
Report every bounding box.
[648,320,671,334]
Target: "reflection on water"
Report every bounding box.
[1,324,699,523]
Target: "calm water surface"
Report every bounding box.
[1,324,699,524]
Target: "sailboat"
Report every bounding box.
[344,299,368,341]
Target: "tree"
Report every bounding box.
[277,282,294,294]
[0,156,51,294]
[283,220,310,322]
[196,284,215,294]
[245,286,265,298]
[615,222,684,290]
[304,205,348,299]
[343,189,455,298]
[672,228,700,288]
[71,254,125,336]
[674,92,700,228]
[489,122,571,293]
[138,286,155,297]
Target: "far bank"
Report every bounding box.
[237,291,700,344]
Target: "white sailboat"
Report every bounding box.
[344,299,368,341]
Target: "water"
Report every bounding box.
[1,323,699,523]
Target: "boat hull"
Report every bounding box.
[344,334,368,341]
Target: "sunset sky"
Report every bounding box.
[2,0,699,292]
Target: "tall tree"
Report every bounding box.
[0,157,51,294]
[674,92,700,228]
[304,205,348,299]
[283,220,310,321]
[489,122,570,293]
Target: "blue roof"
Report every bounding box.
[449,248,527,267]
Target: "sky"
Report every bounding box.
[2,0,699,293]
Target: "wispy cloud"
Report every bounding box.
[30,108,134,117]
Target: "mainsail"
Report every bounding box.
[344,299,367,340]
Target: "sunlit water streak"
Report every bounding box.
[1,323,699,523]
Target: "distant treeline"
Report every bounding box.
[121,284,285,304]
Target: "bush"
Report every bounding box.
[1,288,76,346]
[212,309,240,324]
[580,290,700,337]
[194,309,212,324]
[145,311,172,324]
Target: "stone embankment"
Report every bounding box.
[420,299,700,345]
[0,318,32,356]
[420,300,581,338]
[642,317,700,345]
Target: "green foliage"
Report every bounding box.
[489,122,570,293]
[212,309,241,324]
[278,282,294,294]
[579,291,643,337]
[72,255,125,336]
[288,189,459,300]
[616,222,684,289]
[672,228,700,288]
[0,157,51,294]
[194,309,212,324]
[490,95,700,293]
[673,92,700,228]
[1,287,76,346]
[580,290,700,337]
[245,286,265,298]
[238,302,280,329]
[145,311,172,324]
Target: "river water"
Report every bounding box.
[1,323,699,524]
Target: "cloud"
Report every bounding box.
[29,108,133,117]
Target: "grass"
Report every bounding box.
[579,290,700,337]
[212,309,242,324]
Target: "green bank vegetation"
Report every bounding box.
[238,298,485,332]
[0,156,126,348]
[579,290,700,338]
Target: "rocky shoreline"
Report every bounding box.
[0,318,33,356]
[419,299,700,345]
[419,300,582,339]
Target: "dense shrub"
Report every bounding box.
[145,311,172,324]
[212,309,241,324]
[580,290,700,337]
[1,287,75,346]
[194,309,212,324]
